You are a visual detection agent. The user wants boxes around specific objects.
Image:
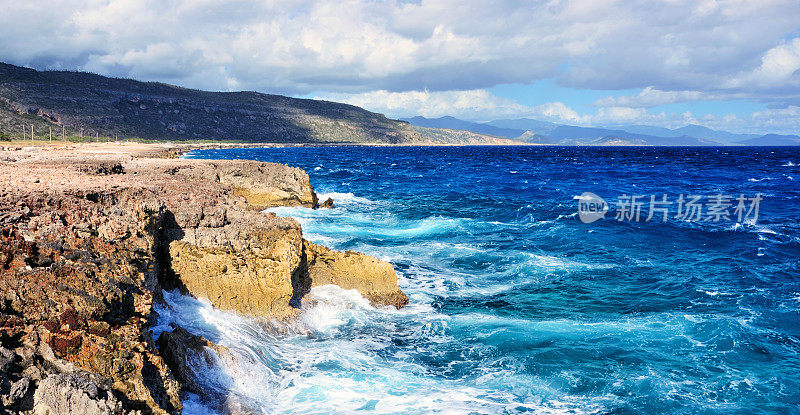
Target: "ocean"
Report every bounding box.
[157,146,800,414]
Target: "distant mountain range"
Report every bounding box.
[737,134,800,146]
[403,116,800,146]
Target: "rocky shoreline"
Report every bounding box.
[0,143,407,414]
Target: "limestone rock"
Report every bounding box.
[32,373,122,415]
[164,206,307,320]
[4,376,31,408]
[169,160,319,209]
[319,197,334,209]
[157,326,261,415]
[304,241,409,309]
[0,145,409,414]
[157,326,220,397]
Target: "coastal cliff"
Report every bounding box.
[0,143,407,414]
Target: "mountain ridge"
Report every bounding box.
[0,62,424,143]
[405,115,799,146]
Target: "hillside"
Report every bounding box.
[411,126,525,145]
[401,116,526,139]
[737,134,800,146]
[0,62,422,143]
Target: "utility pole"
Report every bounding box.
[95,131,99,142]
[31,125,34,141]
[62,125,65,141]
[49,126,52,142]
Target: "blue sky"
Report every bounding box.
[1,0,800,134]
[487,81,768,121]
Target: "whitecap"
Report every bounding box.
[555,212,578,220]
[316,191,376,205]
[155,287,599,414]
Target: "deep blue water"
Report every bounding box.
[170,146,800,414]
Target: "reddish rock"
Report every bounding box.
[0,143,408,414]
[41,320,60,334]
[49,332,83,355]
[59,308,84,330]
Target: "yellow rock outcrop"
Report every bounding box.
[304,241,409,309]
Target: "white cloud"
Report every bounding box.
[321,89,600,124]
[747,105,800,132]
[320,89,528,120]
[593,87,709,108]
[1,0,800,133]
[725,38,800,89]
[323,88,800,134]
[0,0,799,104]
[321,89,667,127]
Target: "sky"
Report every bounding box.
[1,0,800,134]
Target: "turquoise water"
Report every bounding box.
[161,146,800,414]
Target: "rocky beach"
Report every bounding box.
[0,142,407,414]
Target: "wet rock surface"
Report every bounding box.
[303,241,409,309]
[0,144,407,414]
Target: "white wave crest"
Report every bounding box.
[317,191,376,205]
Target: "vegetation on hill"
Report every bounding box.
[412,126,523,145]
[0,62,422,143]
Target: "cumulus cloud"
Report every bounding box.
[1,0,799,103]
[320,89,588,122]
[593,87,710,108]
[321,89,524,119]
[323,87,800,134]
[725,38,800,90]
[1,0,800,133]
[321,89,671,127]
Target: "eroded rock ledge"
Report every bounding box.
[0,144,407,414]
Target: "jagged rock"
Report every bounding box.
[157,326,221,397]
[32,373,122,415]
[167,225,305,320]
[0,346,14,372]
[318,197,334,209]
[168,160,318,209]
[78,162,125,175]
[0,144,408,414]
[2,376,31,408]
[157,326,262,415]
[304,241,409,309]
